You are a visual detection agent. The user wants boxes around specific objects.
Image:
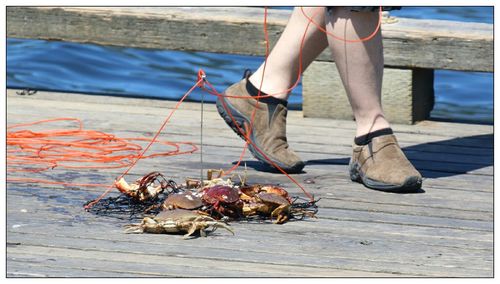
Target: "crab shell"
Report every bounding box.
[260,185,291,202]
[155,208,202,220]
[242,192,289,216]
[240,184,291,203]
[162,191,203,210]
[239,184,262,197]
[201,185,243,218]
[202,185,241,204]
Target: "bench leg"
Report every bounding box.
[302,61,434,124]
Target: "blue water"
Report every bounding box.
[6,6,493,124]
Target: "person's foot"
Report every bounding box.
[216,73,305,173]
[349,133,422,192]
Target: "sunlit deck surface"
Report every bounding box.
[6,89,493,277]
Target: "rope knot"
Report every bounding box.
[197,69,207,88]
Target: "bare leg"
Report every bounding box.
[249,7,328,100]
[325,7,391,137]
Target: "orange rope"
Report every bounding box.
[7,117,198,174]
[7,80,202,209]
[301,6,382,43]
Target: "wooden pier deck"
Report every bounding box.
[6,89,493,277]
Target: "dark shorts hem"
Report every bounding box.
[326,6,402,12]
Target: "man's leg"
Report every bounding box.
[325,7,422,191]
[325,7,389,136]
[216,7,327,173]
[249,7,328,100]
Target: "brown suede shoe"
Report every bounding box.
[216,77,305,173]
[349,134,422,191]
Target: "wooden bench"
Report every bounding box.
[7,7,493,124]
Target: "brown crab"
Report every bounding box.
[124,209,234,239]
[161,191,203,210]
[115,172,175,202]
[242,192,292,224]
[240,184,292,202]
[143,190,204,213]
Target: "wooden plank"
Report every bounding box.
[7,95,493,162]
[6,199,494,275]
[7,187,492,233]
[7,166,494,221]
[7,89,493,140]
[7,89,494,138]
[7,180,493,243]
[6,7,493,72]
[7,258,145,277]
[7,232,492,277]
[8,210,493,251]
[6,109,493,178]
[8,186,493,240]
[6,201,492,274]
[7,198,493,277]
[8,164,493,222]
[6,244,411,277]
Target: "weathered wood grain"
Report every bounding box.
[6,198,493,276]
[6,90,493,277]
[7,199,493,276]
[7,89,493,137]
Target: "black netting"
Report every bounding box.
[84,177,319,224]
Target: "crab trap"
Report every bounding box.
[85,170,319,238]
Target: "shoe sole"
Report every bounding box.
[349,162,422,192]
[216,96,305,173]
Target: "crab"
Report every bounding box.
[115,172,176,202]
[260,185,291,202]
[242,192,292,224]
[200,185,243,219]
[240,184,292,203]
[124,209,234,239]
[159,191,203,210]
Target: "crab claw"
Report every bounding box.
[211,221,235,235]
[115,177,137,194]
[182,220,235,239]
[271,204,291,224]
[123,224,144,234]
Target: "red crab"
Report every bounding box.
[200,185,243,219]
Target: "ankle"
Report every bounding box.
[245,78,288,106]
[248,74,291,101]
[354,114,391,137]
